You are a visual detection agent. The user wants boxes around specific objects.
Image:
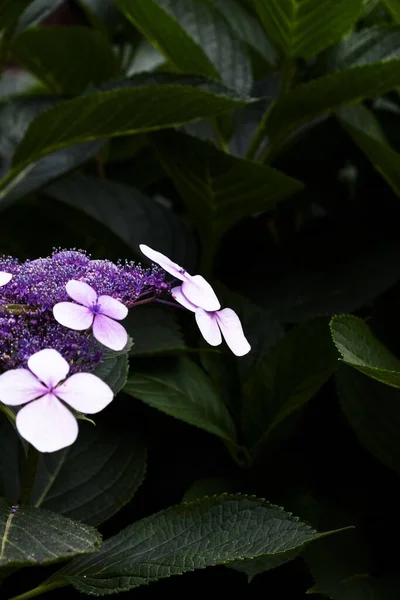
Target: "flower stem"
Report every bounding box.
[0,403,16,425]
[9,579,66,600]
[19,445,41,505]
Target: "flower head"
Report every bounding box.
[0,349,113,452]
[53,280,128,351]
[172,287,250,356]
[0,272,12,286]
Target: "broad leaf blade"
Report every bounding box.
[9,75,251,176]
[265,60,400,139]
[116,0,253,93]
[32,420,146,526]
[0,498,101,568]
[125,306,187,356]
[58,494,331,595]
[382,0,400,23]
[330,314,400,387]
[337,105,400,196]
[251,0,363,59]
[93,353,129,394]
[336,366,400,475]
[242,319,338,456]
[151,129,303,239]
[11,26,117,95]
[124,356,237,443]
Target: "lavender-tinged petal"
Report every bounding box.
[97,295,128,320]
[171,285,197,312]
[66,279,97,307]
[56,373,113,414]
[16,394,78,452]
[0,271,12,286]
[0,369,48,406]
[92,314,128,351]
[195,309,222,346]
[53,302,94,331]
[139,244,191,282]
[28,348,70,388]
[216,308,251,357]
[182,275,221,311]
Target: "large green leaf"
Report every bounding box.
[382,0,400,22]
[2,74,251,191]
[11,26,117,95]
[93,352,129,394]
[124,356,237,443]
[336,366,400,475]
[250,0,363,60]
[125,306,187,356]
[242,319,338,456]
[212,0,277,66]
[337,104,400,196]
[116,0,252,93]
[325,26,400,71]
[0,0,31,29]
[330,314,400,387]
[0,498,101,568]
[44,172,196,267]
[15,0,64,32]
[265,60,400,139]
[57,495,332,594]
[31,420,146,526]
[150,129,303,240]
[0,97,103,206]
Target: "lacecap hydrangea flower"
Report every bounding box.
[140,245,251,356]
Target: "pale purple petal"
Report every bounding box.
[0,369,47,406]
[56,373,113,414]
[182,275,221,311]
[16,394,78,452]
[92,314,128,351]
[28,348,70,388]
[195,309,222,346]
[216,308,251,357]
[53,302,94,330]
[0,271,12,286]
[66,279,97,307]
[171,286,197,312]
[97,295,128,320]
[139,244,191,282]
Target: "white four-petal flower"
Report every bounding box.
[53,280,128,351]
[140,245,251,356]
[0,272,12,286]
[0,349,113,452]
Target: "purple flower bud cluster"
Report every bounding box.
[0,249,168,373]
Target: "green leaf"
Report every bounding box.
[382,0,400,23]
[116,0,253,93]
[31,420,146,526]
[0,0,31,30]
[250,0,363,60]
[265,60,400,139]
[242,319,338,456]
[231,549,301,582]
[15,0,64,32]
[57,494,331,594]
[11,26,118,95]
[44,172,196,267]
[212,0,277,66]
[336,366,400,475]
[124,356,237,443]
[150,129,303,240]
[325,26,400,71]
[0,97,103,206]
[125,306,186,356]
[0,498,101,568]
[4,74,251,188]
[330,314,400,388]
[93,352,129,394]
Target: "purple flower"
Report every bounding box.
[172,287,251,357]
[0,349,113,452]
[53,280,128,351]
[139,244,220,311]
[0,272,12,286]
[139,245,250,356]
